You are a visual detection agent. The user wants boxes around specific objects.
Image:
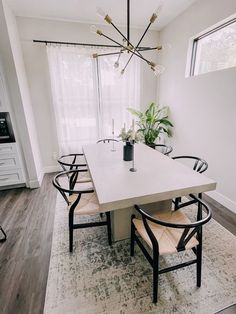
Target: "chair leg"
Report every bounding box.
[196,243,202,287]
[130,215,135,256]
[196,225,202,287]
[106,212,112,246]
[0,226,7,242]
[197,197,202,287]
[69,228,73,253]
[174,197,181,210]
[69,209,74,253]
[153,252,159,303]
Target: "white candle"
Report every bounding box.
[112,118,114,134]
[132,119,135,141]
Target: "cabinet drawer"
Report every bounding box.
[0,143,17,155]
[0,154,21,171]
[0,169,24,186]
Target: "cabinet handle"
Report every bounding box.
[0,162,5,165]
[0,177,8,181]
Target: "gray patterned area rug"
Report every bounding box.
[44,194,236,314]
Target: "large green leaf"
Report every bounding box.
[128,102,173,144]
[159,119,174,127]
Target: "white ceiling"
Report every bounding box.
[6,0,196,30]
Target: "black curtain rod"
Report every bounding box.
[33,39,150,49]
[33,39,120,48]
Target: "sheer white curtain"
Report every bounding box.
[98,53,140,138]
[47,45,99,154]
[47,45,140,154]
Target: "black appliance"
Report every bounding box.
[0,112,15,143]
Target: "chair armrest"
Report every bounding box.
[53,169,94,195]
[134,195,212,229]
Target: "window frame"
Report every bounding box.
[189,17,236,77]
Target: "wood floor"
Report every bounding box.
[0,173,235,314]
[0,174,56,314]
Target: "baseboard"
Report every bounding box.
[43,165,61,173]
[205,191,236,214]
[38,170,44,186]
[25,166,59,189]
[0,183,26,190]
[28,179,41,189]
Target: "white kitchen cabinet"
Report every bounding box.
[0,60,26,189]
[0,143,25,187]
[0,169,24,187]
[0,143,17,155]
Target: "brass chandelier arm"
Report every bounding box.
[109,21,144,58]
[122,21,153,72]
[138,46,163,52]
[110,22,131,46]
[103,0,143,59]
[93,45,162,59]
[93,51,124,58]
[100,32,154,66]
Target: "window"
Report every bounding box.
[190,17,236,76]
[47,45,140,154]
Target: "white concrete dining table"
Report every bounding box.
[83,142,216,241]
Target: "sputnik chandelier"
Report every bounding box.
[90,0,166,76]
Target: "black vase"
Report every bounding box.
[123,142,134,161]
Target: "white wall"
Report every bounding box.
[0,0,43,187]
[16,17,160,171]
[158,0,236,211]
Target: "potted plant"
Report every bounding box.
[118,127,143,161]
[128,102,173,148]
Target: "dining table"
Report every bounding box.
[83,142,216,241]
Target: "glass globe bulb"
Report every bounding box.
[114,61,119,69]
[151,64,165,76]
[96,7,106,18]
[162,43,172,50]
[90,25,97,34]
[154,1,163,16]
[150,1,163,23]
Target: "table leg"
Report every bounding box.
[111,200,172,241]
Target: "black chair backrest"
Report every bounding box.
[154,144,173,156]
[97,139,119,143]
[52,169,93,205]
[134,194,212,252]
[57,153,87,173]
[172,156,208,173]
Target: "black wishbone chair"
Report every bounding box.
[131,194,212,303]
[53,169,112,252]
[58,153,91,183]
[153,144,173,156]
[172,156,208,210]
[97,139,119,143]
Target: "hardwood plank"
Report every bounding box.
[203,194,236,236]
[0,173,56,314]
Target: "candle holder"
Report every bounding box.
[129,140,137,172]
[111,131,116,152]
